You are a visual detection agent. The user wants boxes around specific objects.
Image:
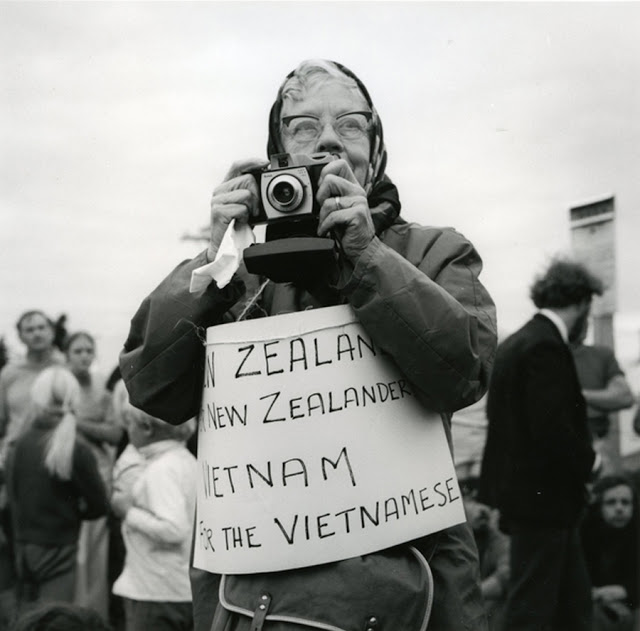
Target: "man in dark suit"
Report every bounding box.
[479,258,603,631]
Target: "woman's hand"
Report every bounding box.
[208,159,267,262]
[316,159,375,261]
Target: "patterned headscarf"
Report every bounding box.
[266,60,401,234]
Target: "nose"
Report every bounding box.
[314,121,344,154]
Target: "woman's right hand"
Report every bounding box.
[207,159,267,262]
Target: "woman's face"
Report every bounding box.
[601,484,633,528]
[280,81,371,188]
[66,336,95,375]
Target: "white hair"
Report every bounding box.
[122,399,196,443]
[281,59,361,103]
[31,366,80,480]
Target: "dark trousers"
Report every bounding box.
[123,598,193,631]
[504,521,592,631]
[14,542,77,611]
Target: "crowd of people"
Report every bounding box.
[0,311,197,631]
[0,58,639,631]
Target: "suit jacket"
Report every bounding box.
[479,313,595,527]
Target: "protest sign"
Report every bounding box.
[193,305,465,574]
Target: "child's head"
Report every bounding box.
[593,475,636,529]
[31,365,80,418]
[122,400,195,449]
[30,366,80,480]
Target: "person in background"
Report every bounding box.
[570,317,634,474]
[0,310,64,630]
[582,475,638,631]
[0,311,64,470]
[104,371,131,631]
[5,366,108,612]
[112,402,196,631]
[119,58,497,631]
[479,258,603,631]
[65,331,122,621]
[461,477,509,631]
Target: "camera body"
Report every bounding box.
[242,152,337,283]
[247,152,336,235]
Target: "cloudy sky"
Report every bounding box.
[2,1,640,372]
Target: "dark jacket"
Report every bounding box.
[479,313,595,527]
[6,417,109,546]
[119,220,498,631]
[581,502,638,609]
[120,221,497,426]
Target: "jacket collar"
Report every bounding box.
[536,309,568,344]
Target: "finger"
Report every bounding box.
[209,202,256,255]
[223,158,268,182]
[210,189,260,236]
[211,203,254,228]
[317,194,361,227]
[212,188,259,213]
[316,173,363,207]
[317,203,369,237]
[318,158,359,186]
[215,173,260,196]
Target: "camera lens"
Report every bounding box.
[267,174,304,213]
[273,182,295,205]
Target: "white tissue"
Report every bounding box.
[189,220,255,292]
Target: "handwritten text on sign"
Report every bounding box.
[193,305,464,574]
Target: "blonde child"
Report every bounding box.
[6,366,108,608]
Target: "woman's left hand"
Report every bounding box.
[316,159,375,261]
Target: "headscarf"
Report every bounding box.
[266,60,401,234]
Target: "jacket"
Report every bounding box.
[119,218,497,630]
[121,219,497,427]
[479,313,596,527]
[6,417,109,546]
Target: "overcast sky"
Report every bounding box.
[2,1,640,372]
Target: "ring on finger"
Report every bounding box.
[335,196,341,211]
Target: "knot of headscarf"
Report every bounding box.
[266,60,401,235]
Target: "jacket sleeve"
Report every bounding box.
[119,251,246,424]
[125,456,194,545]
[341,226,497,413]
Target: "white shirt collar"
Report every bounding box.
[538,309,568,344]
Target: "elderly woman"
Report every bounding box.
[121,59,497,631]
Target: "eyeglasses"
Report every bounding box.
[281,111,372,143]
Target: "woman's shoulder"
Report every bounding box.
[381,220,479,269]
[384,220,473,248]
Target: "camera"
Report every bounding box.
[246,152,336,238]
[242,152,338,283]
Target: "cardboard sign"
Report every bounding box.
[193,305,465,575]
